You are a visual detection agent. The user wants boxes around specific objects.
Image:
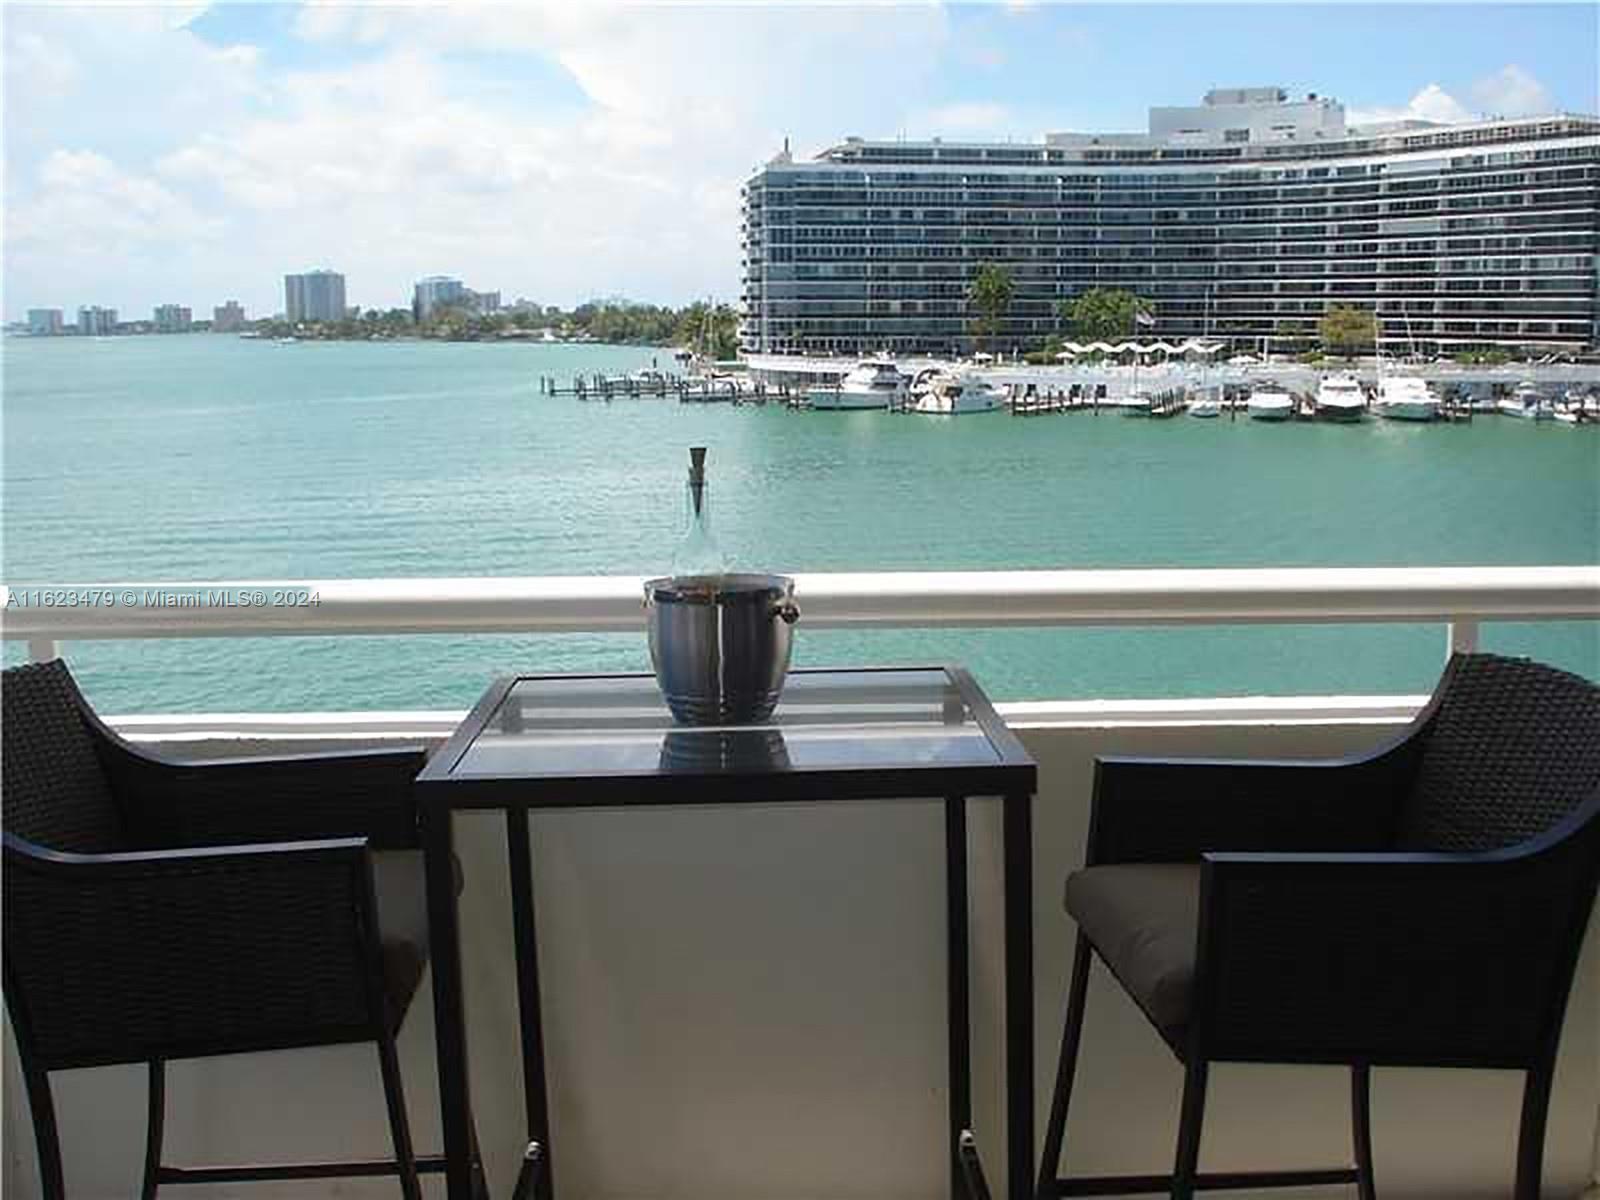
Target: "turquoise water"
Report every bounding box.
[3,334,1596,712]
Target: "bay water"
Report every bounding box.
[3,334,1596,712]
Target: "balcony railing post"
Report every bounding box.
[26,638,58,662]
[1447,618,1480,658]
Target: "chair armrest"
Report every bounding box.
[1194,846,1582,1065]
[1086,743,1417,865]
[109,746,428,850]
[2,833,388,1066]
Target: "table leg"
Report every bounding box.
[423,804,477,1200]
[945,796,972,1200]
[1003,793,1034,1200]
[507,808,555,1200]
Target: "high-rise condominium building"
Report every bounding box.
[740,87,1600,355]
[77,306,118,336]
[213,301,247,332]
[284,270,347,323]
[413,277,500,320]
[413,276,469,320]
[154,304,193,333]
[27,309,63,336]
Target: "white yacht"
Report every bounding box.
[1497,381,1554,420]
[806,359,907,410]
[1246,384,1294,421]
[1554,389,1599,425]
[1375,376,1439,422]
[1187,389,1221,417]
[1121,390,1157,417]
[910,371,1004,415]
[1315,374,1367,422]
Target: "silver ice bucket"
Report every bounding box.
[643,573,800,725]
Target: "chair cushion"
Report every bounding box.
[1065,864,1200,1036]
[372,851,433,1024]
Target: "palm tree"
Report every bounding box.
[968,263,1014,354]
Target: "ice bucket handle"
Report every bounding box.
[772,600,801,625]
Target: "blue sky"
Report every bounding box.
[5,2,1596,320]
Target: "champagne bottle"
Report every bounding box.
[669,446,730,579]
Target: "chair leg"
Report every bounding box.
[19,1056,65,1200]
[470,1117,493,1200]
[512,1142,547,1200]
[376,1032,423,1200]
[1515,1059,1555,1200]
[142,1060,166,1200]
[1350,1064,1375,1200]
[1036,931,1092,1198]
[958,1130,995,1200]
[1170,1057,1208,1200]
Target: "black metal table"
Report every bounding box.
[416,666,1037,1200]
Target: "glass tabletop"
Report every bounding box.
[448,668,1006,780]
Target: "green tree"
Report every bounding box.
[1058,288,1153,341]
[1319,305,1379,357]
[967,262,1014,352]
[673,301,739,359]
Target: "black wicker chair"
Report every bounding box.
[1036,652,1600,1200]
[1,659,465,1198]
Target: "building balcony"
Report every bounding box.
[3,566,1599,1200]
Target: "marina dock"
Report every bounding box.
[537,374,803,406]
[1007,383,1101,416]
[537,364,1596,427]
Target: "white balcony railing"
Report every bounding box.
[6,565,1597,657]
[5,565,1595,740]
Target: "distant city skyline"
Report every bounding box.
[4,2,1597,320]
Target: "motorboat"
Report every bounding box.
[1375,376,1439,422]
[1497,381,1554,420]
[681,372,742,399]
[806,359,907,410]
[1246,384,1294,421]
[1315,374,1367,421]
[1187,386,1221,417]
[910,371,1004,415]
[1121,390,1157,417]
[1554,389,1599,425]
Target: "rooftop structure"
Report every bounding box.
[741,89,1600,356]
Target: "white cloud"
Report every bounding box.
[6,2,958,316]
[7,31,82,100]
[7,149,225,262]
[1348,82,1474,127]
[1469,64,1556,117]
[1349,65,1559,128]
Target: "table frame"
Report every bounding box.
[416,666,1037,1200]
